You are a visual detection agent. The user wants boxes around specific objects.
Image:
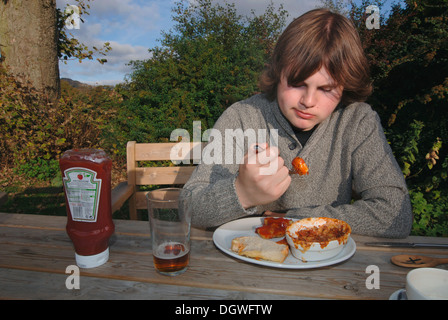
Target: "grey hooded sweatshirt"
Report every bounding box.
[184,94,413,238]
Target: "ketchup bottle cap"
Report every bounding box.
[75,247,109,268]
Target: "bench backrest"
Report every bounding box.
[126,141,202,219]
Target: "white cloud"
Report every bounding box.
[59,42,151,85]
[105,41,150,65]
[57,0,321,85]
[57,0,166,84]
[214,0,318,21]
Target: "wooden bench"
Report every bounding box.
[111,141,202,220]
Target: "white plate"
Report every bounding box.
[213,217,356,269]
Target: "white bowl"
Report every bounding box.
[406,268,448,300]
[286,217,351,262]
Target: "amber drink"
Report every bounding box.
[147,188,192,276]
[153,242,190,274]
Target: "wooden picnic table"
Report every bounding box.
[1,212,447,300]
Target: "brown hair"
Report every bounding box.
[259,9,372,105]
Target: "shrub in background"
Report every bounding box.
[0,66,122,181]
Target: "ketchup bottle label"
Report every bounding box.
[63,167,102,222]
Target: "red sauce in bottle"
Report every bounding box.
[59,149,115,268]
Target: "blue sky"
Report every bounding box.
[56,0,397,85]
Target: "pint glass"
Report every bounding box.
[147,188,192,276]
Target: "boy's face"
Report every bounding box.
[277,67,343,131]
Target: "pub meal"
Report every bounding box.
[231,236,289,263]
[231,217,351,263]
[255,216,293,239]
[286,218,351,262]
[291,157,309,175]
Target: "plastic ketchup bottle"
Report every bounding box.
[59,149,115,268]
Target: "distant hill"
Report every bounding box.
[60,78,92,88]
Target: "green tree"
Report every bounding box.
[330,0,448,236]
[57,0,111,65]
[114,0,287,147]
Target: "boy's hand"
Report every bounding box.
[235,143,291,209]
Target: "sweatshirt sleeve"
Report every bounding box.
[184,107,259,229]
[286,109,413,238]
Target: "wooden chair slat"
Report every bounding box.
[111,141,202,219]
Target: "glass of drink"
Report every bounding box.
[146,188,192,276]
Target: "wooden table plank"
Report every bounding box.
[0,241,409,300]
[1,268,307,300]
[1,212,447,300]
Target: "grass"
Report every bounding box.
[1,185,67,216]
[0,165,133,220]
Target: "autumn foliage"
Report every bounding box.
[358,0,448,236]
[0,0,447,235]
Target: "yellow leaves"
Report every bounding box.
[389,78,448,127]
[425,150,439,169]
[425,138,442,170]
[425,51,437,62]
[387,113,396,127]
